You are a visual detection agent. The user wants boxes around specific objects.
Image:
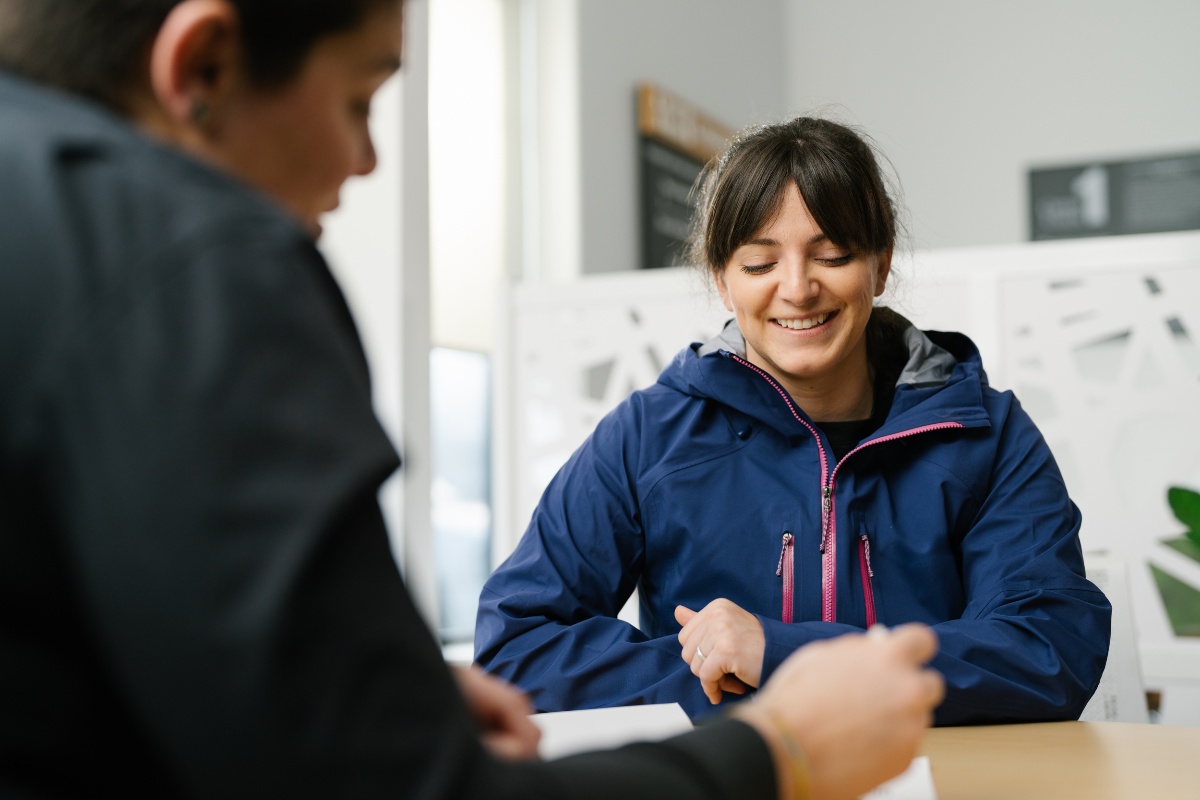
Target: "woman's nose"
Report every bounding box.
[777,261,818,304]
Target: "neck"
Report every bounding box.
[783,352,875,423]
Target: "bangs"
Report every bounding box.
[792,144,893,255]
[705,140,794,269]
[694,117,897,274]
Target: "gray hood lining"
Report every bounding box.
[696,315,958,388]
[697,318,746,358]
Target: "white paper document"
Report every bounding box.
[532,702,694,760]
[861,756,937,800]
[532,703,937,799]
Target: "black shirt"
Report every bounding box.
[815,344,903,462]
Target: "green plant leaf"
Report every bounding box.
[1167,486,1200,533]
[1150,563,1200,637]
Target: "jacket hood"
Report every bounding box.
[658,311,993,436]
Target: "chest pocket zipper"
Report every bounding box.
[858,533,877,628]
[776,532,794,624]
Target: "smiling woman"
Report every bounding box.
[476,114,1112,727]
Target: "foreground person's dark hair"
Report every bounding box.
[0,0,397,110]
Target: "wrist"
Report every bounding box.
[733,705,813,800]
[765,711,813,800]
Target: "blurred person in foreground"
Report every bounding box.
[0,1,942,798]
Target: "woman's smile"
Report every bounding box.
[772,311,835,332]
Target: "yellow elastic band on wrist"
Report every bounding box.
[766,712,813,800]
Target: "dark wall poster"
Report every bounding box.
[639,138,702,270]
[1029,152,1200,241]
[636,85,733,270]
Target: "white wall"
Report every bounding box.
[571,0,788,276]
[783,0,1200,250]
[527,0,584,285]
[429,0,507,353]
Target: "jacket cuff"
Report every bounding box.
[756,615,860,682]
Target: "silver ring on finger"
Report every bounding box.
[695,644,706,661]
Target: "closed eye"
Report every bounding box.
[741,263,775,275]
[816,254,853,267]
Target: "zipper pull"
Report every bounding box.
[776,532,793,576]
[860,534,874,578]
[819,485,832,553]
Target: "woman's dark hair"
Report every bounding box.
[0,0,399,109]
[688,116,902,278]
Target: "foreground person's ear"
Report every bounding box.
[148,0,240,132]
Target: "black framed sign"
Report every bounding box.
[1029,152,1200,241]
[637,84,732,269]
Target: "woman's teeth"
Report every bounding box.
[776,313,830,330]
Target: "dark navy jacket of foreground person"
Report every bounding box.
[477,319,1111,724]
[0,72,784,800]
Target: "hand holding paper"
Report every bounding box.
[737,624,944,800]
[454,665,542,761]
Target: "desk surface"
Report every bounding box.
[920,721,1200,799]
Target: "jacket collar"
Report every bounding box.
[662,311,992,436]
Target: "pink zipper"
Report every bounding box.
[820,484,835,622]
[821,422,966,621]
[731,354,965,625]
[730,356,834,619]
[776,532,794,623]
[859,534,876,628]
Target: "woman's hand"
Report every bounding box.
[675,599,765,704]
[453,665,542,761]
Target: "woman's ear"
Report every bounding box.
[714,269,734,312]
[874,246,894,298]
[148,0,240,129]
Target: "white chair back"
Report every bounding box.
[1079,552,1150,723]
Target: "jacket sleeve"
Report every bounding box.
[42,220,779,799]
[476,405,730,720]
[924,397,1111,725]
[755,398,1112,726]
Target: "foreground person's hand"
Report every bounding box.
[735,624,944,800]
[454,665,542,761]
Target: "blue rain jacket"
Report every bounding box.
[476,320,1111,724]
